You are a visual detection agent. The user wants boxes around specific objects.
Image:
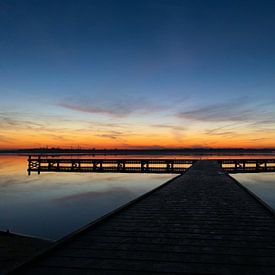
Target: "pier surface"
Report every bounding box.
[0,231,51,273]
[11,161,275,274]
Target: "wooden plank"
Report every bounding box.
[63,243,275,257]
[70,236,275,249]
[0,231,51,273]
[25,259,275,274]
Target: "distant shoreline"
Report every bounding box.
[1,148,275,156]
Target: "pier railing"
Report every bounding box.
[218,159,275,173]
[27,156,275,174]
[27,157,195,175]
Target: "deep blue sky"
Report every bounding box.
[1,0,275,148]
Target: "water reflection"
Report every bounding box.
[232,173,275,210]
[24,153,275,159]
[0,155,173,240]
[1,155,275,241]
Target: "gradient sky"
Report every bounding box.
[1,0,275,149]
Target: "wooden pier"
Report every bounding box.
[11,160,275,274]
[218,159,275,173]
[27,156,275,174]
[27,157,195,175]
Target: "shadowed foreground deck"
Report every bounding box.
[10,161,275,274]
[0,231,51,273]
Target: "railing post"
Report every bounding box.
[28,155,31,175]
[171,161,174,173]
[146,161,149,172]
[117,162,122,172]
[140,160,145,173]
[256,160,259,172]
[38,155,41,174]
[92,161,97,171]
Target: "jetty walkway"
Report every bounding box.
[10,161,275,274]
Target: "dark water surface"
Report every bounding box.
[231,173,275,210]
[1,155,275,240]
[0,155,173,240]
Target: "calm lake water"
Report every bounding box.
[1,154,275,240]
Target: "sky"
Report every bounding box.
[0,0,275,149]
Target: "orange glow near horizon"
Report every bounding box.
[1,105,275,150]
[1,127,275,150]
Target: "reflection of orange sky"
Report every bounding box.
[1,128,275,149]
[0,155,28,175]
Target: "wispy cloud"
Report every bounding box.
[0,115,68,133]
[151,124,186,131]
[96,130,125,140]
[250,137,271,142]
[202,122,242,137]
[58,95,163,117]
[177,97,275,123]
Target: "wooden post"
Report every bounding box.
[38,155,41,175]
[141,161,145,172]
[28,155,31,175]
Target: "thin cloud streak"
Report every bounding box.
[151,124,186,131]
[96,130,125,140]
[177,97,275,123]
[58,96,164,117]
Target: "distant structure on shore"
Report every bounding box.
[1,147,275,155]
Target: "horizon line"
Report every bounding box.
[1,147,275,151]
